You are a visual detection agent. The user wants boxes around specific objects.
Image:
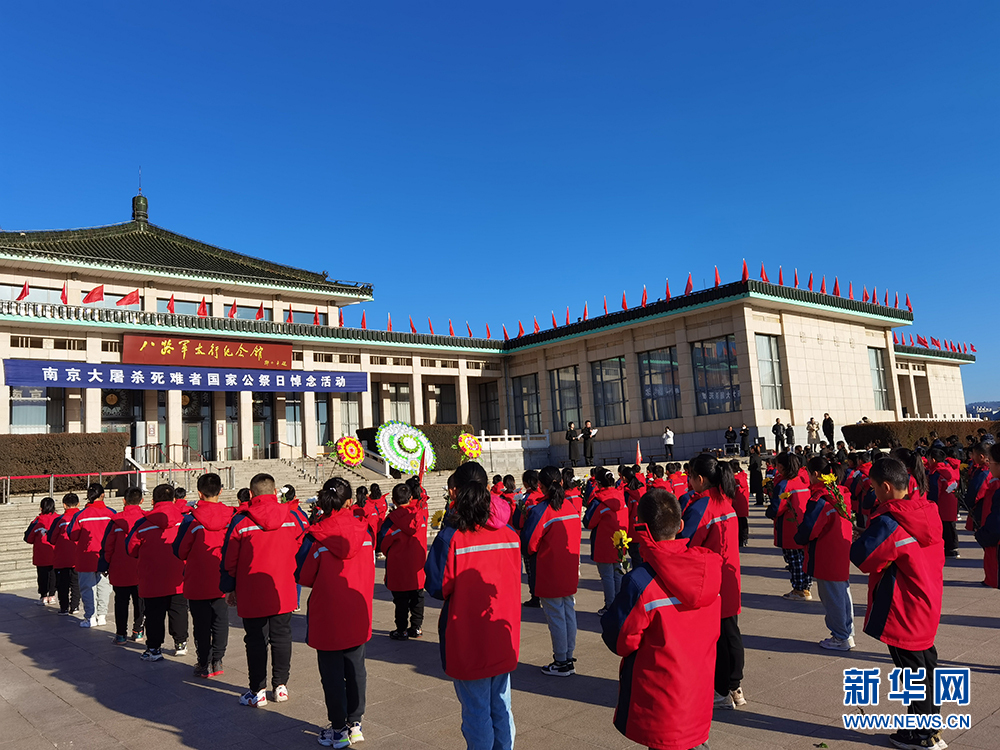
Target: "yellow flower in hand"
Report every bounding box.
[779,491,791,501]
[431,509,445,529]
[612,529,632,549]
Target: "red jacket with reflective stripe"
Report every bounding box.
[425,523,521,681]
[126,501,185,598]
[48,509,81,569]
[68,500,116,573]
[221,494,307,619]
[522,500,581,598]
[296,509,375,651]
[583,487,629,564]
[100,504,145,587]
[679,487,741,618]
[770,470,810,549]
[794,484,852,582]
[927,460,960,524]
[732,472,750,518]
[376,504,428,592]
[24,512,58,567]
[173,501,235,600]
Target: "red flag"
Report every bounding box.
[228,300,237,318]
[566,307,570,325]
[793,269,799,288]
[665,279,671,301]
[848,282,854,300]
[583,302,588,321]
[387,313,392,332]
[427,318,434,335]
[741,260,749,282]
[684,273,693,295]
[807,273,813,292]
[862,287,869,303]
[361,311,367,329]
[503,324,509,341]
[517,321,525,338]
[635,440,643,465]
[338,308,344,327]
[893,332,898,344]
[621,291,627,311]
[82,285,104,304]
[197,297,208,317]
[905,294,912,312]
[761,262,769,283]
[603,296,608,315]
[832,277,840,297]
[551,311,558,328]
[60,282,68,305]
[314,308,321,326]
[872,285,877,304]
[533,317,540,334]
[641,285,647,307]
[409,316,416,334]
[971,344,977,353]
[917,335,928,348]
[167,294,176,314]
[894,292,899,309]
[286,307,294,323]
[930,337,940,349]
[486,323,491,339]
[883,290,888,306]
[819,276,826,294]
[255,303,264,320]
[467,322,473,337]
[15,282,28,301]
[952,341,958,353]
[714,266,720,288]
[909,334,914,346]
[116,289,140,307]
[963,343,967,354]
[778,266,783,286]
[449,320,455,336]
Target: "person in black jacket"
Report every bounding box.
[748,447,765,506]
[739,425,750,457]
[565,422,581,467]
[822,413,835,446]
[772,419,786,452]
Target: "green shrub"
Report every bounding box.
[841,420,997,449]
[357,423,474,474]
[0,432,131,495]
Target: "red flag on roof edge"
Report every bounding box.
[448,320,454,336]
[428,318,435,335]
[517,321,525,338]
[228,300,236,318]
[892,332,898,344]
[917,335,928,348]
[714,266,720,288]
[909,334,914,346]
[848,282,854,300]
[622,291,627,311]
[286,307,293,323]
[930,337,940,349]
[167,294,175,314]
[502,324,509,341]
[641,285,647,307]
[872,285,877,304]
[583,302,588,321]
[905,294,912,312]
[551,311,557,329]
[807,273,814,292]
[832,278,840,297]
[255,302,264,320]
[15,281,29,301]
[533,317,540,334]
[777,266,783,286]
[361,311,367,330]
[760,262,769,283]
[338,309,344,327]
[315,308,322,326]
[794,269,799,288]
[820,276,826,294]
[485,323,491,339]
[466,321,472,337]
[197,298,208,318]
[565,307,570,326]
[862,287,869,303]
[884,290,889,306]
[409,316,416,334]
[684,273,693,295]
[741,260,749,283]
[60,282,68,305]
[387,313,392,332]
[894,292,899,309]
[665,279,671,301]
[117,289,140,307]
[971,344,976,353]
[82,285,104,304]
[603,296,608,315]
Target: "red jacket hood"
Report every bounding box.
[246,494,291,530]
[113,504,145,531]
[308,508,367,559]
[874,493,941,547]
[634,526,721,608]
[192,501,234,531]
[145,501,184,528]
[595,487,624,511]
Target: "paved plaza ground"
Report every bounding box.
[1,508,998,750]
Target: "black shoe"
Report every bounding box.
[193,663,210,679]
[523,597,541,608]
[945,549,960,558]
[889,729,943,749]
[389,630,409,640]
[208,660,224,677]
[406,626,423,639]
[540,659,575,677]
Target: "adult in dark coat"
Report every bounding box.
[822,413,835,446]
[565,422,581,466]
[772,419,785,452]
[748,447,765,505]
[739,424,750,457]
[581,421,596,465]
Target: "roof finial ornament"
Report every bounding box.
[138,165,142,195]
[132,170,149,223]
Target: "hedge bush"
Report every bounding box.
[841,420,998,449]
[357,423,475,474]
[0,432,131,494]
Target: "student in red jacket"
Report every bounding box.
[515,469,545,608]
[99,486,146,644]
[601,488,723,750]
[68,483,116,628]
[174,486,193,514]
[583,468,629,615]
[561,468,583,515]
[964,442,991,530]
[369,483,388,526]
[766,452,813,601]
[48,493,82,615]
[377,483,428,640]
[222,472,307,707]
[173,473,234,679]
[649,464,670,492]
[926,448,961,558]
[522,466,581,676]
[127,483,188,662]
[973,444,1000,590]
[425,461,521,750]
[353,486,380,544]
[730,459,751,547]
[296,477,375,748]
[680,453,745,710]
[620,466,645,565]
[24,496,58,605]
[851,457,945,750]
[794,457,855,651]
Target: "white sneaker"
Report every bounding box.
[317,725,350,748]
[820,636,855,651]
[96,615,107,626]
[274,684,289,702]
[80,616,97,628]
[348,722,364,743]
[239,689,267,707]
[730,686,747,706]
[714,691,735,710]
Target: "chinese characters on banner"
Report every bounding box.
[2,360,367,393]
[122,335,293,371]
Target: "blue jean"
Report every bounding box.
[596,562,623,608]
[816,578,854,641]
[453,673,515,750]
[540,596,577,662]
[79,571,111,619]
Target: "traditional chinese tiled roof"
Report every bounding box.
[0,209,373,299]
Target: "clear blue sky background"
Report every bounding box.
[2,2,997,401]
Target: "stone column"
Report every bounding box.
[578,347,594,430]
[883,330,903,420]
[537,349,551,433]
[331,393,343,440]
[239,390,254,460]
[673,320,696,431]
[303,390,318,457]
[66,389,83,433]
[411,364,424,425]
[84,388,102,434]
[623,331,642,428]
[274,392,288,459]
[360,368,374,429]
[456,360,470,425]
[212,391,226,461]
[143,390,159,457]
[142,284,158,313]
[166,389,183,462]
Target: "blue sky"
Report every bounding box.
[2,2,998,401]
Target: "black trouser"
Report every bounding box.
[36,566,56,598]
[664,444,673,460]
[715,615,745,695]
[754,487,766,505]
[55,568,80,612]
[738,517,749,547]
[114,585,144,636]
[943,521,958,555]
[317,645,367,728]
[888,644,940,718]
[774,436,785,452]
[583,441,593,464]
[243,612,293,692]
[190,598,229,665]
[144,594,189,650]
[391,589,425,632]
[524,554,537,598]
